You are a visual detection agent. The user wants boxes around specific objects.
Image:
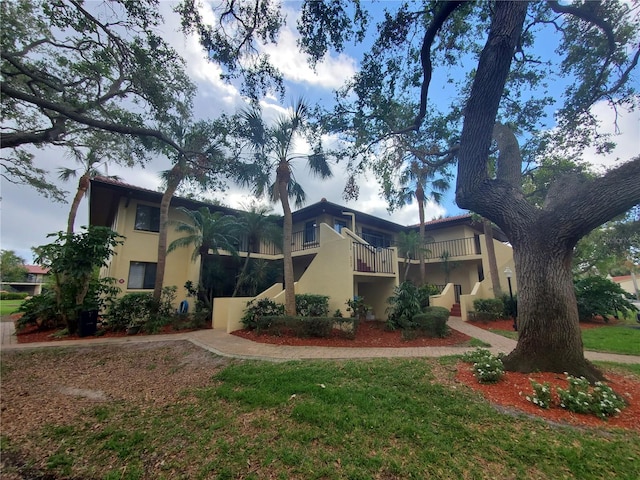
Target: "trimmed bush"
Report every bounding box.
[410,306,450,338]
[295,294,329,317]
[470,298,504,321]
[0,292,29,300]
[105,292,156,331]
[241,298,285,330]
[255,316,358,339]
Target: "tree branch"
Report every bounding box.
[0,82,183,152]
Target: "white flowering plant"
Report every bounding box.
[524,380,553,409]
[524,373,627,419]
[472,355,504,384]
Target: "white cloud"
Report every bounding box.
[578,102,639,172]
[261,25,357,89]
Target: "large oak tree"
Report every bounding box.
[295,0,640,380]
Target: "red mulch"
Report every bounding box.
[14,320,208,344]
[231,320,473,347]
[456,363,640,432]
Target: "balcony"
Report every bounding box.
[398,236,481,261]
[352,242,395,274]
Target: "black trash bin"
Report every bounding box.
[78,309,98,337]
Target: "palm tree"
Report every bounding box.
[397,230,434,283]
[232,204,282,297]
[168,206,240,306]
[397,160,451,284]
[58,147,123,234]
[396,231,421,282]
[153,120,231,300]
[236,100,332,315]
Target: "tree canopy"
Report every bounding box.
[1,0,196,199]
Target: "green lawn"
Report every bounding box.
[489,325,640,356]
[0,299,23,318]
[581,326,640,355]
[1,352,638,480]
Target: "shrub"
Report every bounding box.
[241,298,285,330]
[461,348,494,364]
[525,374,627,419]
[106,293,156,331]
[470,298,504,321]
[501,293,518,319]
[472,355,505,384]
[462,348,504,383]
[557,375,626,418]
[574,276,637,322]
[255,315,357,339]
[16,292,60,331]
[346,296,370,320]
[524,380,553,409]
[0,292,29,300]
[386,282,422,330]
[417,284,441,309]
[409,307,450,338]
[295,294,329,317]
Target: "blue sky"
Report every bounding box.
[1,1,638,263]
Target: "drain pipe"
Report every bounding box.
[342,211,356,232]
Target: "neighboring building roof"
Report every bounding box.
[611,275,632,283]
[25,265,49,275]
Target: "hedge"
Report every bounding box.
[403,306,450,339]
[255,316,358,339]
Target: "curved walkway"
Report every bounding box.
[1,319,639,365]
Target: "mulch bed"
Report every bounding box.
[456,363,640,432]
[14,318,210,344]
[231,320,473,347]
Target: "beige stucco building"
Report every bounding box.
[90,177,517,331]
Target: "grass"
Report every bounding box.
[2,356,639,480]
[0,299,23,318]
[581,326,640,355]
[488,323,640,356]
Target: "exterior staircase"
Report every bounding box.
[449,303,462,317]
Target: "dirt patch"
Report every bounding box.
[231,320,473,347]
[0,341,230,442]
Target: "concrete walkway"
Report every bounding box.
[1,318,639,365]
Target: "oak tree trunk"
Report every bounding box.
[502,238,603,382]
[454,1,640,380]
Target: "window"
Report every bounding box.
[127,262,157,289]
[304,220,317,243]
[134,204,160,232]
[334,219,348,233]
[361,228,392,248]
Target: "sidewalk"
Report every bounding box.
[1,318,639,365]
